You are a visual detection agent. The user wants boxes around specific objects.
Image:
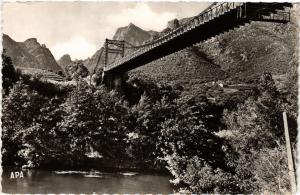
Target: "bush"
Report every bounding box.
[158,96,236,193]
[222,73,296,193]
[252,144,291,193]
[126,94,177,164]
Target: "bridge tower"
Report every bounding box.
[102,39,125,90]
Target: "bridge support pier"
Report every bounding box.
[102,72,124,91]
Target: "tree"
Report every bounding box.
[222,72,294,193]
[2,82,47,167]
[2,50,19,94]
[158,96,236,193]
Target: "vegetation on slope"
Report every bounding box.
[199,21,298,77]
[2,52,297,193]
[129,11,298,97]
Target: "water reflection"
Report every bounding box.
[2,169,174,194]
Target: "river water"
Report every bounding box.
[2,169,174,194]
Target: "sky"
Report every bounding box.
[3,1,211,60]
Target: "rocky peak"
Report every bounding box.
[167,18,180,29]
[3,34,14,42]
[58,54,72,67]
[24,38,38,43]
[127,22,136,29]
[3,34,62,72]
[113,23,154,46]
[23,38,40,48]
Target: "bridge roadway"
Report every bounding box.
[102,2,291,89]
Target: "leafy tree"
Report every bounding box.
[2,50,19,94]
[58,81,129,163]
[2,82,47,166]
[157,95,236,193]
[127,94,177,164]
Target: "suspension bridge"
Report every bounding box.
[97,2,292,89]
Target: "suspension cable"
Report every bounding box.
[120,2,218,49]
[98,2,218,69]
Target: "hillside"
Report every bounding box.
[83,48,104,73]
[198,21,298,78]
[128,6,298,95]
[130,47,226,96]
[3,34,63,73]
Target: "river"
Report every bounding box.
[2,169,175,194]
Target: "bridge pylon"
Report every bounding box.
[102,39,126,90]
[104,38,125,66]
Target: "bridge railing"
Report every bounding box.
[149,2,243,47]
[105,2,292,71]
[256,10,290,22]
[105,2,244,71]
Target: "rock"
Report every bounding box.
[57,54,72,68]
[3,34,62,73]
[167,18,180,29]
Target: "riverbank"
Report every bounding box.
[4,157,169,175]
[2,168,175,194]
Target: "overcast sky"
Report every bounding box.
[3,1,211,60]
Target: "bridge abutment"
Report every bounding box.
[102,72,124,91]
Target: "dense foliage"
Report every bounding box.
[2,55,297,193]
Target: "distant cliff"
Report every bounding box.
[57,54,72,68]
[3,34,62,72]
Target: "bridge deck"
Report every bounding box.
[103,2,291,75]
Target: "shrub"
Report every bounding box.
[222,73,296,193]
[252,144,291,194]
[2,82,48,166]
[158,96,235,193]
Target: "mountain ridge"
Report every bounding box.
[3,4,298,92]
[3,34,63,73]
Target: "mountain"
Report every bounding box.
[3,34,62,73]
[3,34,39,69]
[113,22,156,45]
[57,54,73,76]
[83,48,104,73]
[198,21,298,78]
